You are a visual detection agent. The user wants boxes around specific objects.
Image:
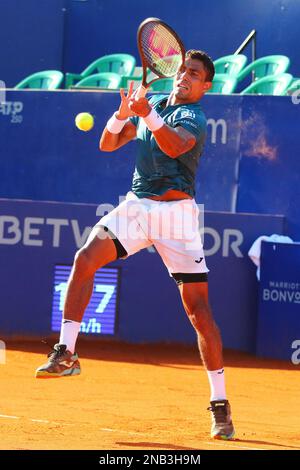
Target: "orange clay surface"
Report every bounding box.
[0,340,299,450]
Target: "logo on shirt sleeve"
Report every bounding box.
[180,110,196,119]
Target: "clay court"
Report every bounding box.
[0,340,299,451]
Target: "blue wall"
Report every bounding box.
[1,0,300,86]
[0,90,241,210]
[237,96,300,239]
[64,0,300,78]
[1,91,299,239]
[0,0,65,87]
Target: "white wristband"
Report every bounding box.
[106,112,128,134]
[142,108,164,132]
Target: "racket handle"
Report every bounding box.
[134,85,148,99]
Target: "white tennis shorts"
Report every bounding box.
[99,191,209,275]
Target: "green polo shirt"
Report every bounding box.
[129,94,207,198]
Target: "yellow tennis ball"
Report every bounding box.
[75,112,94,132]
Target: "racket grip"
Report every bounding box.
[134,85,148,99]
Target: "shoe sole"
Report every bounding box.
[35,368,81,379]
[212,430,235,440]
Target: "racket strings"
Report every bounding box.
[140,23,182,77]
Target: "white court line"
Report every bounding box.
[0,414,20,419]
[31,419,50,423]
[0,414,73,426]
[0,415,284,450]
[100,428,147,436]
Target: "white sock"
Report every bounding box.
[59,319,81,354]
[207,368,227,401]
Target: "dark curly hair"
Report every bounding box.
[185,50,215,82]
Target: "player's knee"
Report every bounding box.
[187,300,214,333]
[73,248,97,278]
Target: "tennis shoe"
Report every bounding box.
[208,399,235,440]
[35,343,81,378]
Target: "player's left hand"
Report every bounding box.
[128,96,152,118]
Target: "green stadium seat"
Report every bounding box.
[15,70,64,90]
[237,55,290,83]
[65,54,136,88]
[120,66,143,88]
[240,73,293,95]
[150,78,174,93]
[213,54,247,76]
[74,72,121,89]
[207,74,238,94]
[119,67,159,90]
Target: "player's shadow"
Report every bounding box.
[118,439,300,451]
[116,441,199,451]
[149,363,200,370]
[6,339,299,371]
[234,438,300,450]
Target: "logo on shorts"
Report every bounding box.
[195,257,203,264]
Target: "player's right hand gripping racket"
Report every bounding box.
[135,17,185,99]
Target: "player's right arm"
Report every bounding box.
[99,82,137,152]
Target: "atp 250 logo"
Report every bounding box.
[0,80,23,124]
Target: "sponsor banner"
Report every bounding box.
[257,241,300,360]
[0,199,285,352]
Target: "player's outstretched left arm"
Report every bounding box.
[129,97,196,158]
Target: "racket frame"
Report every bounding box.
[136,17,185,94]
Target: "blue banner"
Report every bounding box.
[0,199,285,353]
[1,90,298,239]
[0,90,241,212]
[237,96,300,240]
[257,241,300,360]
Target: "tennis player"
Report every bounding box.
[36,50,235,440]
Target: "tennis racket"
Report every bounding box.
[135,17,185,98]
